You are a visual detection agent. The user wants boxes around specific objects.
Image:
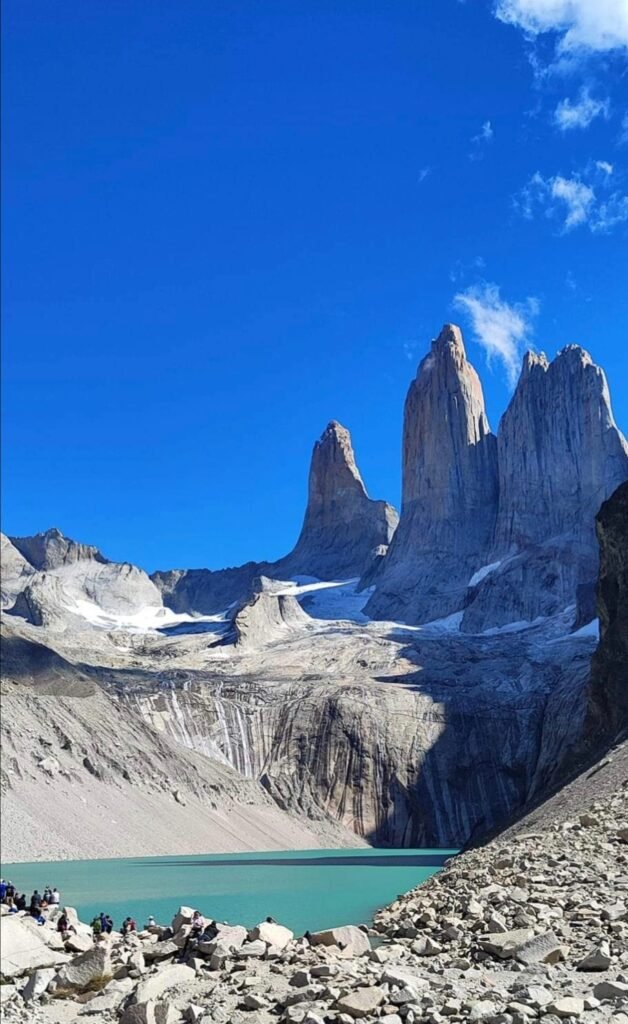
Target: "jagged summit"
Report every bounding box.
[366,323,498,622]
[286,420,398,579]
[9,527,108,572]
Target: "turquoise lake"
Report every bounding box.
[1,848,455,934]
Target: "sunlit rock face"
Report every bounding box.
[152,421,398,616]
[462,346,628,632]
[366,324,498,623]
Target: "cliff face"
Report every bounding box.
[585,481,628,748]
[461,347,628,631]
[366,325,498,622]
[367,329,628,628]
[284,421,398,580]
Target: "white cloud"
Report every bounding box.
[469,121,494,160]
[554,88,610,130]
[454,283,538,387]
[519,169,628,232]
[495,0,628,55]
[595,159,614,175]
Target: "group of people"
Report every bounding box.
[1,878,144,938]
[0,879,61,923]
[90,913,140,937]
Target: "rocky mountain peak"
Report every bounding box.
[10,528,108,572]
[307,420,368,509]
[283,421,398,581]
[366,324,498,622]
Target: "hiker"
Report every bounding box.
[57,912,75,937]
[121,917,137,936]
[104,914,114,934]
[181,910,205,959]
[6,882,15,901]
[43,886,52,904]
[92,915,103,937]
[15,893,26,912]
[0,879,7,902]
[145,915,156,928]
[29,890,42,915]
[49,888,60,906]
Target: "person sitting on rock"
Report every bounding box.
[49,888,60,906]
[180,910,205,960]
[57,912,75,937]
[15,893,26,912]
[145,915,156,928]
[43,886,52,903]
[121,917,137,936]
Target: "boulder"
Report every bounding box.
[334,985,386,1018]
[577,942,612,971]
[0,914,69,979]
[512,930,565,965]
[77,977,135,1014]
[171,907,195,933]
[250,921,294,950]
[65,933,94,954]
[56,942,111,990]
[120,1001,177,1024]
[593,980,628,1000]
[478,927,534,959]
[307,925,370,957]
[237,939,267,958]
[131,963,195,1004]
[547,997,584,1018]
[0,985,18,1005]
[21,967,56,1001]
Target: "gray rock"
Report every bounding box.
[21,967,56,1001]
[334,985,386,1018]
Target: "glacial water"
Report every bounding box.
[1,848,455,935]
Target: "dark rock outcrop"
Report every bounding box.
[585,481,628,747]
[366,324,498,622]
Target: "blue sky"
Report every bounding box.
[2,0,627,571]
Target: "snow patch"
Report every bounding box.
[571,618,599,639]
[468,560,503,588]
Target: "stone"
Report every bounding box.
[21,967,56,1001]
[0,913,69,978]
[131,963,195,1003]
[65,933,94,954]
[334,985,386,1018]
[171,907,195,932]
[78,977,135,1014]
[577,942,612,971]
[0,985,18,1005]
[308,926,370,957]
[290,970,311,987]
[143,940,180,962]
[242,992,267,1009]
[478,928,535,959]
[56,942,110,990]
[512,930,564,965]
[237,940,267,958]
[467,1000,499,1021]
[250,920,294,950]
[546,997,584,1018]
[185,1007,205,1024]
[593,980,628,1000]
